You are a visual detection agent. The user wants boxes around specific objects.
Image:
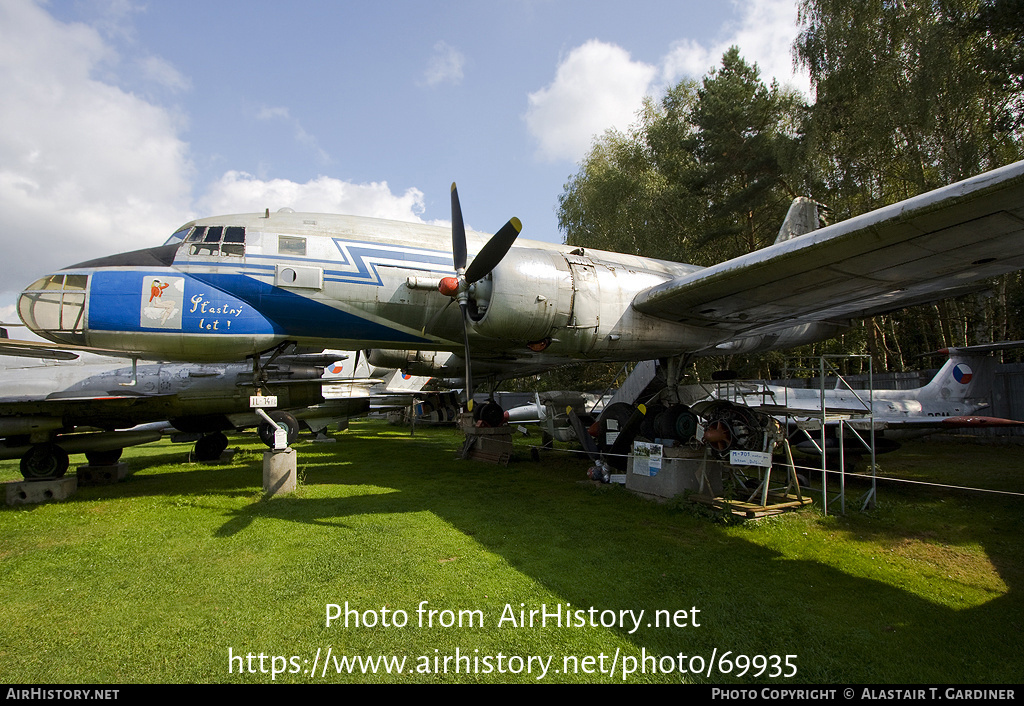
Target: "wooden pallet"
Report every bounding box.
[692,491,813,519]
[466,446,511,465]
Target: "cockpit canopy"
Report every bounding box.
[18,273,88,345]
[164,224,246,258]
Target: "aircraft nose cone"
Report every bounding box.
[18,273,88,345]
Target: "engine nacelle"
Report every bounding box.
[366,349,458,376]
[469,249,574,343]
[713,322,850,356]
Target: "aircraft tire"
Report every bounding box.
[639,403,666,441]
[473,401,505,428]
[194,432,229,461]
[20,443,69,480]
[655,404,698,442]
[85,448,123,466]
[258,412,299,448]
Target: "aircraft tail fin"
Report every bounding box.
[384,370,431,393]
[774,197,825,244]
[916,348,998,404]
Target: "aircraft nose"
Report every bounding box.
[18,273,88,346]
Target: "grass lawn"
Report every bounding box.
[0,422,1020,684]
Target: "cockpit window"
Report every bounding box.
[64,274,88,290]
[223,226,245,256]
[163,226,192,245]
[18,274,87,345]
[185,225,246,257]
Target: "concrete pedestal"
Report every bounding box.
[626,446,725,500]
[263,448,297,495]
[76,462,130,485]
[5,476,78,506]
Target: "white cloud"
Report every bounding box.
[140,55,192,93]
[525,40,657,163]
[525,0,810,164]
[0,0,193,303]
[257,105,291,121]
[0,304,16,325]
[663,0,809,95]
[660,38,717,86]
[198,171,427,223]
[422,41,465,87]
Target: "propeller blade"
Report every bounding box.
[458,301,474,409]
[607,404,647,461]
[421,297,455,334]
[451,183,467,272]
[567,408,601,461]
[464,217,522,284]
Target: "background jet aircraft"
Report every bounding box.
[503,390,602,443]
[683,344,1024,462]
[694,346,1021,429]
[12,162,1024,413]
[0,349,341,480]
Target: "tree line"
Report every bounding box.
[555,0,1024,384]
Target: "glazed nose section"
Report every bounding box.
[17,273,88,345]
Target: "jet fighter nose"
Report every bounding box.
[18,273,88,346]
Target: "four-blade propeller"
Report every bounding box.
[440,183,521,409]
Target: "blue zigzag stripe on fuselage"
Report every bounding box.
[244,238,454,287]
[329,238,454,286]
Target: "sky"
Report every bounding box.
[0,0,812,320]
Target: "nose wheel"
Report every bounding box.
[258,411,299,448]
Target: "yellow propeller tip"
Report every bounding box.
[511,217,522,232]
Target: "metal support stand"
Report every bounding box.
[795,355,877,515]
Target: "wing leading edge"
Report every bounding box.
[632,161,1024,337]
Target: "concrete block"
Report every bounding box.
[76,462,130,485]
[5,476,78,506]
[627,446,725,500]
[263,448,297,495]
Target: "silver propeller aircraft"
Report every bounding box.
[13,163,1024,408]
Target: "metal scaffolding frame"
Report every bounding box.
[794,354,877,514]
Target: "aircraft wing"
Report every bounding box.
[0,337,149,361]
[0,338,81,360]
[632,161,1024,337]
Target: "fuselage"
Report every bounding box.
[17,210,839,370]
